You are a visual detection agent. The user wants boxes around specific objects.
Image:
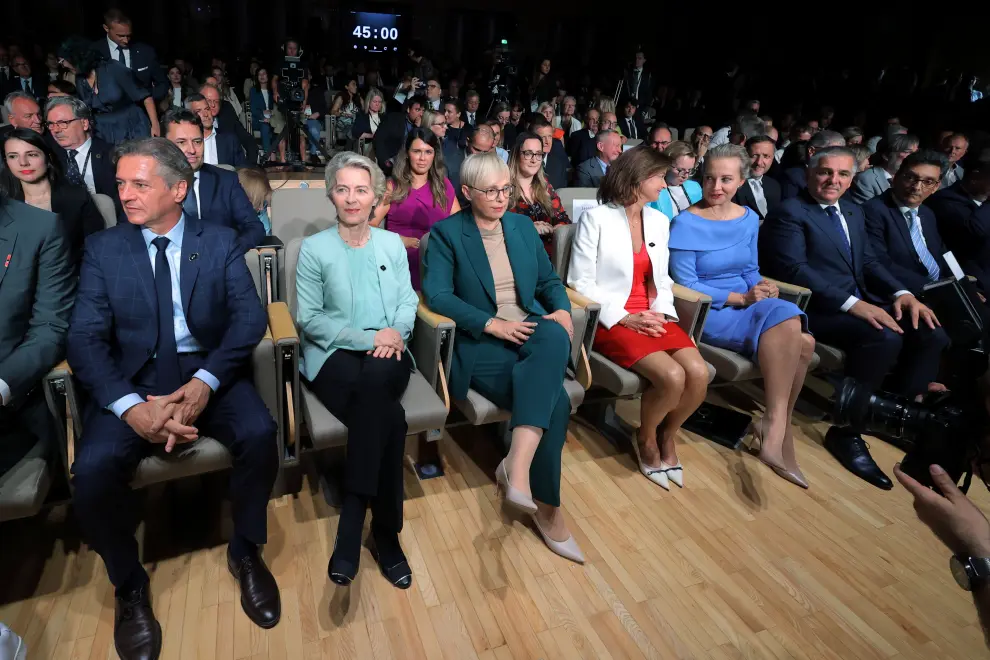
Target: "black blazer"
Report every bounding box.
[54,136,123,220]
[567,129,597,166]
[545,139,569,191]
[216,101,258,165]
[91,38,168,101]
[778,166,807,199]
[623,69,655,110]
[619,115,647,141]
[733,176,781,221]
[215,130,246,167]
[50,182,106,260]
[2,74,47,100]
[863,190,950,296]
[760,190,904,314]
[927,182,990,293]
[373,113,412,170]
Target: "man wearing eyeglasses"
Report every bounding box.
[863,150,952,296]
[45,96,123,218]
[648,124,672,152]
[4,56,45,101]
[425,78,442,111]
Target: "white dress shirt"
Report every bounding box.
[466,111,476,125]
[818,202,910,312]
[748,176,768,216]
[107,37,131,69]
[171,86,183,107]
[109,216,218,418]
[73,137,96,194]
[709,125,731,147]
[203,129,218,166]
[942,163,964,188]
[192,171,202,217]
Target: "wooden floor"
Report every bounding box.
[2,398,990,660]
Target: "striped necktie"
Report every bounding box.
[906,209,940,281]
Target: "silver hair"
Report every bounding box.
[706,143,751,179]
[808,146,860,175]
[198,82,221,96]
[734,114,766,140]
[809,130,845,150]
[44,95,92,122]
[887,133,920,155]
[3,90,38,116]
[324,151,387,207]
[459,152,509,190]
[113,137,195,188]
[595,128,620,142]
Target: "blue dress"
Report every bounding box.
[77,61,151,145]
[668,207,806,359]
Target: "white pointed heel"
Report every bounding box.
[532,515,585,564]
[662,462,684,488]
[495,459,538,514]
[631,436,670,491]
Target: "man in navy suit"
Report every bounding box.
[863,150,951,295]
[3,55,46,101]
[529,115,569,190]
[92,8,168,102]
[619,98,647,141]
[199,82,259,167]
[67,138,280,659]
[761,146,948,490]
[163,109,264,253]
[733,135,782,221]
[187,92,246,168]
[927,147,990,294]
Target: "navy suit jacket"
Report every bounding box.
[216,101,258,165]
[779,166,807,199]
[544,140,569,191]
[67,216,266,409]
[760,191,903,314]
[567,129,597,166]
[927,182,990,293]
[732,176,781,221]
[91,39,168,101]
[197,164,266,253]
[215,130,246,167]
[862,190,949,296]
[54,136,123,219]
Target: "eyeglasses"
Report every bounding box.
[901,173,940,188]
[469,185,514,200]
[468,144,493,154]
[432,121,447,129]
[45,118,82,130]
[520,150,545,160]
[427,83,440,89]
[651,140,671,149]
[12,61,29,69]
[669,166,697,176]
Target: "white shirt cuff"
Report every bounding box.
[110,393,144,419]
[840,296,860,313]
[0,377,10,406]
[893,290,912,300]
[194,369,220,392]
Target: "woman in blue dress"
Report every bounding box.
[57,37,159,145]
[669,144,816,488]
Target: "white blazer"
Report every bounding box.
[567,202,677,329]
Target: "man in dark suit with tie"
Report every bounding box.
[373,95,425,171]
[574,130,621,188]
[0,196,76,479]
[863,150,951,295]
[761,146,948,490]
[927,147,990,294]
[92,8,168,102]
[623,51,654,112]
[186,93,245,167]
[464,91,481,129]
[529,115,569,191]
[67,138,281,659]
[733,136,781,221]
[4,55,46,100]
[199,83,258,167]
[163,109,265,253]
[567,107,600,165]
[619,98,647,142]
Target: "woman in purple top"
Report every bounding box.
[372,128,460,288]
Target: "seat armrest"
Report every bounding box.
[566,287,602,354]
[413,298,455,402]
[264,302,299,456]
[267,302,298,345]
[43,360,78,485]
[672,284,712,344]
[764,277,812,310]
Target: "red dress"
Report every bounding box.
[593,244,695,368]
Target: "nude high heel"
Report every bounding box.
[531,514,585,564]
[746,420,808,488]
[495,459,538,514]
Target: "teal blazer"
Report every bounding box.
[295,227,419,381]
[421,210,571,399]
[648,179,702,220]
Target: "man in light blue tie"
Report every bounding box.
[863,150,952,296]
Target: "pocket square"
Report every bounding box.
[137,66,149,72]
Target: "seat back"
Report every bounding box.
[683,127,695,141]
[625,138,643,148]
[552,223,577,283]
[216,163,237,172]
[92,193,117,228]
[669,127,679,142]
[555,187,599,222]
[282,237,305,320]
[270,187,337,243]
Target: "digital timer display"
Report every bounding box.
[348,12,401,53]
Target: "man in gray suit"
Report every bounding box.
[575,130,622,188]
[849,133,919,204]
[0,197,77,477]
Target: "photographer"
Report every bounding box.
[895,463,990,647]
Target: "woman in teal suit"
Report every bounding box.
[648,141,702,219]
[295,152,419,589]
[422,153,584,564]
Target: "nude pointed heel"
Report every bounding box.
[496,459,538,514]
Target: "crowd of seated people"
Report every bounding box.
[7,13,990,660]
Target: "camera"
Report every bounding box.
[833,339,988,491]
[488,51,518,103]
[278,56,306,111]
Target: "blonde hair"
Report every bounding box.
[663,140,697,162]
[324,151,387,207]
[236,167,272,210]
[363,87,384,115]
[460,153,510,190]
[596,97,616,115]
[508,133,551,211]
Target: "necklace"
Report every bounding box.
[338,225,370,247]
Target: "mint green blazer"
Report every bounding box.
[295,227,419,381]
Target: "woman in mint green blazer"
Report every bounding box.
[422,153,585,564]
[295,153,419,590]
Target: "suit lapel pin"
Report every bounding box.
[380,265,386,271]
[648,242,655,248]
[189,253,199,261]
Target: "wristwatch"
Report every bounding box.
[484,318,495,330]
[950,555,990,591]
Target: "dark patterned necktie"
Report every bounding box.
[117,46,126,66]
[152,236,182,393]
[65,150,83,186]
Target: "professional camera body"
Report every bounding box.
[278,55,307,112]
[833,345,988,491]
[488,50,518,104]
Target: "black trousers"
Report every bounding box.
[71,353,279,589]
[307,349,412,534]
[809,306,950,396]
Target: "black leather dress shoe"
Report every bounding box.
[227,550,281,629]
[114,585,162,660]
[368,537,413,590]
[824,427,893,490]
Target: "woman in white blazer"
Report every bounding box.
[567,146,709,490]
